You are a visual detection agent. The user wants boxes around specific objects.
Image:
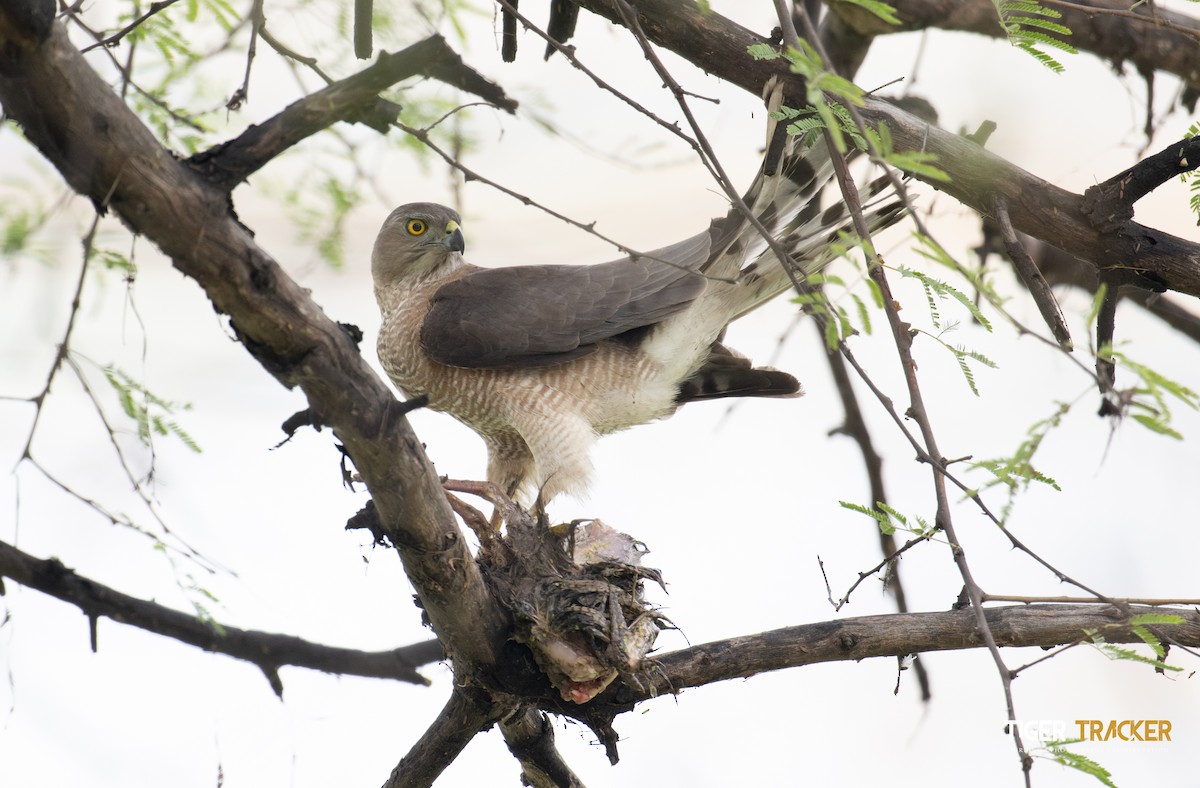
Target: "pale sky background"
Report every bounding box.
[2,2,1200,787]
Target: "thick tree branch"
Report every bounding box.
[189,34,517,192]
[0,5,508,684]
[570,0,1200,301]
[500,708,588,788]
[0,538,442,688]
[602,603,1200,706]
[829,0,1200,95]
[384,688,507,788]
[1083,135,1200,231]
[1025,239,1200,344]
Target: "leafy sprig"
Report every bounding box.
[103,365,201,453]
[993,0,1077,73]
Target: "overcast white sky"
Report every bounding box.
[2,2,1200,787]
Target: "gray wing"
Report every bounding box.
[421,238,711,369]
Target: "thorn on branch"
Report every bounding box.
[338,443,357,490]
[260,663,285,698]
[346,499,389,547]
[275,408,324,448]
[965,120,997,147]
[953,587,971,610]
[338,321,364,349]
[391,393,429,419]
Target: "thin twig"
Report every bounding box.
[79,0,182,53]
[783,1,1033,778]
[493,0,710,160]
[830,532,937,611]
[226,0,263,109]
[1009,641,1084,677]
[16,212,100,463]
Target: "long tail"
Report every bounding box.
[671,80,906,405]
[700,78,905,317]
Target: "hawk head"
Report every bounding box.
[371,202,466,286]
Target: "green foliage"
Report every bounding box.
[863,122,950,182]
[753,38,948,179]
[1108,350,1200,439]
[970,402,1067,522]
[895,264,993,332]
[280,170,363,269]
[912,232,1009,312]
[1039,743,1116,788]
[993,0,1077,73]
[772,103,950,182]
[0,183,52,262]
[2,205,35,257]
[1181,122,1200,223]
[790,231,889,347]
[91,247,136,274]
[751,39,864,154]
[889,257,998,395]
[103,365,201,453]
[1084,627,1184,673]
[1089,286,1199,439]
[183,571,225,632]
[839,500,936,537]
[917,330,999,396]
[1129,613,1185,661]
[834,0,901,26]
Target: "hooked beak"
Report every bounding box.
[442,221,465,254]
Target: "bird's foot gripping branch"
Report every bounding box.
[350,480,669,709]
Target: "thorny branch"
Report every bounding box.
[782,0,1034,776]
[78,0,182,54]
[607,603,1200,703]
[14,212,97,463]
[0,538,442,687]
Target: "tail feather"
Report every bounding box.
[672,80,907,406]
[676,342,801,404]
[699,77,905,316]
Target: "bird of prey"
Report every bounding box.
[372,134,901,506]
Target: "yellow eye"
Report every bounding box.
[406,219,427,236]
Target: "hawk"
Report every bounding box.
[372,139,900,505]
